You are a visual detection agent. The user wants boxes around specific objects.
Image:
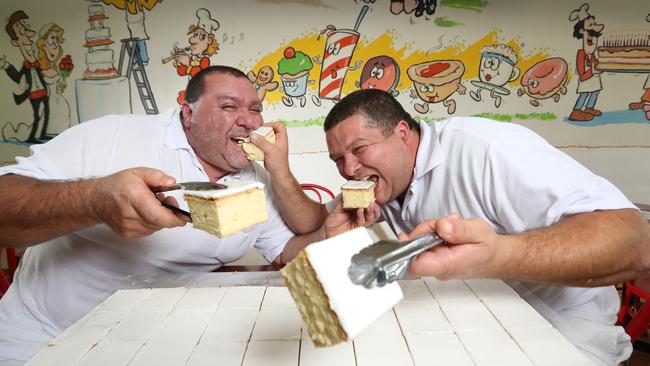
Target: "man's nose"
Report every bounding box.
[236,111,262,130]
[342,155,361,178]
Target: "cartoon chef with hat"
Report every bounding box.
[568,3,605,122]
[170,8,220,104]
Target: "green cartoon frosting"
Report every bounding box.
[278,47,313,76]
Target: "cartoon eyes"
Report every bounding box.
[284,80,296,87]
[528,79,539,88]
[47,34,58,46]
[370,67,384,79]
[18,20,29,35]
[420,84,435,92]
[193,32,207,41]
[483,57,500,70]
[327,42,341,56]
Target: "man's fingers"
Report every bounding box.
[264,121,286,136]
[405,220,438,240]
[363,203,380,226]
[162,196,191,223]
[250,133,274,152]
[131,167,176,188]
[355,208,366,226]
[435,216,489,245]
[409,250,453,278]
[136,194,187,228]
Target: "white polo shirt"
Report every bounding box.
[381,118,635,366]
[0,109,293,362]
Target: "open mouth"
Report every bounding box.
[360,175,379,183]
[232,136,250,145]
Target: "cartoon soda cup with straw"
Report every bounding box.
[315,5,368,101]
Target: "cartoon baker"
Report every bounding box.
[568,3,605,122]
[170,8,220,105]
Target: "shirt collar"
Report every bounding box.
[413,120,446,181]
[164,108,191,151]
[383,120,446,213]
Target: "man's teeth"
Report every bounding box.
[360,175,378,182]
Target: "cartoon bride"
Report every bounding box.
[37,23,74,138]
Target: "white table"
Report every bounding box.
[25,273,594,366]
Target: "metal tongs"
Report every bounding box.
[151,181,227,221]
[348,233,445,288]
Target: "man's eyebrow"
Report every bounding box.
[215,95,242,103]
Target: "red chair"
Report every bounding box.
[300,183,335,203]
[617,275,650,343]
[0,248,18,298]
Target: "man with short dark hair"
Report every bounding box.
[324,88,650,366]
[0,65,327,364]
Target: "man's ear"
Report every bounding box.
[396,120,413,144]
[180,103,192,128]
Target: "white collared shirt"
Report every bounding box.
[381,117,635,365]
[0,108,293,362]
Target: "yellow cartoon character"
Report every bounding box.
[168,8,219,105]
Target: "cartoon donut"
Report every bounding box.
[518,58,569,107]
[357,55,400,96]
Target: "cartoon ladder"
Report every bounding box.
[118,38,159,114]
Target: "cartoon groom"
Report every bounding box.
[0,10,49,143]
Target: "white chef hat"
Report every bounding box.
[196,8,219,33]
[569,3,591,22]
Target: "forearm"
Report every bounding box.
[270,170,327,234]
[495,208,650,287]
[274,225,325,265]
[0,174,101,248]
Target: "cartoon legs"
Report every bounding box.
[629,89,650,110]
[569,90,601,122]
[470,87,502,108]
[390,0,419,15]
[282,96,305,107]
[391,0,436,16]
[26,96,49,143]
[414,99,456,114]
[444,98,456,114]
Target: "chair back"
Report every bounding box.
[0,248,18,298]
[618,275,650,343]
[300,183,335,203]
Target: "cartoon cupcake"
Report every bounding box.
[277,47,314,107]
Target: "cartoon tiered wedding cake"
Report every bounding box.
[82,3,119,80]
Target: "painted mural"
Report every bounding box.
[0,0,649,166]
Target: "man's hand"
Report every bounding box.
[324,198,381,238]
[92,167,187,238]
[398,213,500,280]
[250,122,290,177]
